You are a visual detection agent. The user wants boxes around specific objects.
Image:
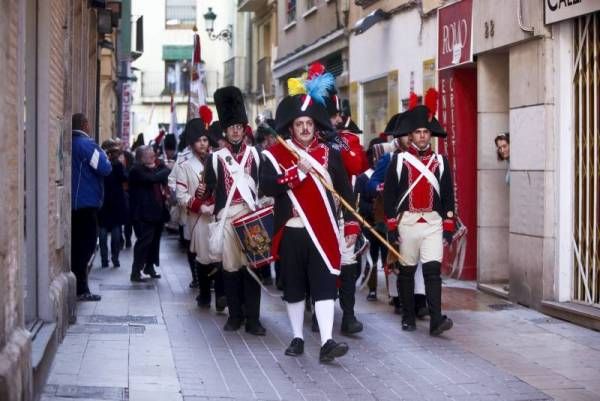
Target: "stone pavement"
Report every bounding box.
[42,233,600,401]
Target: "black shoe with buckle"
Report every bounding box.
[430,316,453,336]
[245,320,266,336]
[143,266,161,279]
[223,317,243,331]
[77,293,102,302]
[341,316,363,335]
[366,291,377,301]
[319,340,348,363]
[285,338,304,356]
[402,317,416,332]
[130,275,146,283]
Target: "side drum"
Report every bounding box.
[232,206,275,269]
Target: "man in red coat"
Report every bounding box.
[260,93,360,362]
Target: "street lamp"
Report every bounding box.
[203,7,233,47]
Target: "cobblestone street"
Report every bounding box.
[42,234,600,401]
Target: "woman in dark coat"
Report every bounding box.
[128,145,172,281]
[98,140,128,268]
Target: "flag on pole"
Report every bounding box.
[169,92,178,137]
[188,29,207,119]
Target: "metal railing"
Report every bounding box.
[573,13,600,307]
[140,69,220,100]
[257,56,273,97]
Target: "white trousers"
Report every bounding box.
[398,212,443,266]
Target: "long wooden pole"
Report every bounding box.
[275,136,407,265]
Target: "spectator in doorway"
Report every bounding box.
[97,139,128,268]
[71,113,112,301]
[494,133,510,184]
[128,146,172,282]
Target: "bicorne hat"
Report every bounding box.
[395,89,446,137]
[275,95,333,133]
[184,118,217,148]
[213,86,248,130]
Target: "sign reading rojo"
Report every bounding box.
[438,0,473,70]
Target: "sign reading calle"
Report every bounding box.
[545,0,600,24]
[437,0,473,70]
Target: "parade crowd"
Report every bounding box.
[71,63,458,363]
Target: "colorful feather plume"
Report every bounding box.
[424,88,438,120]
[304,71,336,106]
[287,77,307,96]
[307,62,326,79]
[199,105,213,126]
[408,91,419,111]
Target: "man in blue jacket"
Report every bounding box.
[72,113,112,301]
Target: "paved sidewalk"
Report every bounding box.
[43,233,600,401]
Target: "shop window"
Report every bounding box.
[164,60,191,96]
[165,0,196,29]
[287,0,297,24]
[362,77,388,144]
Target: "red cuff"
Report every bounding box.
[188,197,202,214]
[277,165,302,188]
[386,217,398,232]
[443,219,455,232]
[344,221,360,237]
[376,183,384,192]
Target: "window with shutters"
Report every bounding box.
[165,0,196,29]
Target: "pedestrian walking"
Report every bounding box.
[383,90,454,335]
[198,86,266,336]
[260,89,359,362]
[97,139,128,268]
[175,117,226,310]
[128,146,172,282]
[71,113,112,301]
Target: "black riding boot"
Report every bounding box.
[213,266,227,312]
[196,263,211,307]
[222,270,243,331]
[422,261,453,336]
[242,268,265,335]
[187,249,199,288]
[339,263,363,334]
[397,265,417,331]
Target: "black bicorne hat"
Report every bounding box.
[395,105,446,137]
[207,121,223,144]
[163,133,177,151]
[185,118,217,148]
[342,117,363,134]
[213,86,248,130]
[275,94,333,133]
[324,88,341,117]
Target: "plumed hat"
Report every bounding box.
[395,89,446,137]
[213,86,248,130]
[277,66,335,132]
[207,121,223,145]
[342,117,362,134]
[305,62,341,117]
[275,95,333,133]
[185,118,217,148]
[163,133,177,150]
[384,112,409,137]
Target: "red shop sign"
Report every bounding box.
[438,0,473,70]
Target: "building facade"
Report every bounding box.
[0,1,121,400]
[237,0,278,125]
[130,0,236,143]
[273,0,350,106]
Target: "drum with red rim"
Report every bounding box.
[232,206,275,269]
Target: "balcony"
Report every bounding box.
[223,56,245,88]
[257,56,273,97]
[140,70,220,103]
[238,0,268,12]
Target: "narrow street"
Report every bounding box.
[41,233,600,401]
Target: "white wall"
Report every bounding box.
[349,8,437,108]
[131,0,235,136]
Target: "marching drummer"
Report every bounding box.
[260,85,360,362]
[197,86,266,336]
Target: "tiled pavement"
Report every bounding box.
[42,233,600,401]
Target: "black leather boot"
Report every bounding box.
[397,265,417,331]
[188,251,199,288]
[213,267,227,312]
[422,261,453,336]
[196,263,211,307]
[415,294,429,319]
[339,263,363,335]
[242,268,265,336]
[223,270,243,331]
